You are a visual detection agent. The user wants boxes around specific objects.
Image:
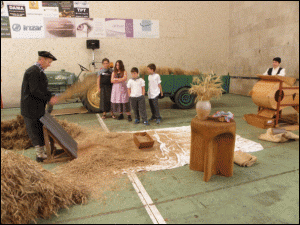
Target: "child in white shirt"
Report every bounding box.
[127,67,149,125]
[147,63,163,124]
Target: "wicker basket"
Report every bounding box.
[133,132,154,149]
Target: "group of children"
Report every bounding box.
[97,58,163,125]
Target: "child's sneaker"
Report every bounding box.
[156,118,161,124]
[134,119,140,124]
[144,121,150,126]
[149,117,156,121]
[128,115,132,122]
[117,114,124,120]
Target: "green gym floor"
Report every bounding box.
[1,94,299,224]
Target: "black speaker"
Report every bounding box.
[86,39,100,49]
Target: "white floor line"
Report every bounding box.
[95,114,166,224]
[128,173,167,224]
[96,113,110,133]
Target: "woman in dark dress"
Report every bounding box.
[97,58,115,119]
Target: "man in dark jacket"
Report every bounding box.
[21,51,59,162]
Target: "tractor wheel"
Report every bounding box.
[81,83,102,113]
[174,88,195,109]
[170,95,176,103]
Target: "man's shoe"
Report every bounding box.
[144,121,150,126]
[149,117,156,121]
[117,114,124,120]
[156,119,161,124]
[128,115,132,122]
[134,119,140,124]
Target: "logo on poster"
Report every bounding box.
[12,24,21,32]
[9,5,23,10]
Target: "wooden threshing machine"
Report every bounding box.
[245,75,299,129]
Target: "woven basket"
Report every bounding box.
[133,132,154,149]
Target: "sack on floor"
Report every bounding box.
[234,151,257,167]
[258,128,299,143]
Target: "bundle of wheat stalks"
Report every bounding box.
[1,149,88,224]
[1,115,83,150]
[57,73,97,102]
[189,72,224,102]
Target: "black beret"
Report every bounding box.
[38,51,57,61]
[273,57,281,63]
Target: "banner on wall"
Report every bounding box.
[10,16,44,38]
[105,18,133,38]
[74,1,89,18]
[75,18,105,38]
[1,16,11,38]
[7,2,26,17]
[1,1,9,17]
[133,19,159,38]
[44,17,76,38]
[58,1,75,18]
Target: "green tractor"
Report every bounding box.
[45,64,102,113]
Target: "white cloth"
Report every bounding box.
[147,73,161,99]
[127,78,145,97]
[263,67,286,76]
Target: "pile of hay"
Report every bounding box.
[1,149,88,224]
[1,115,32,150]
[138,66,201,76]
[1,115,83,150]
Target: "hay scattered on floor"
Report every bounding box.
[54,130,161,198]
[1,149,88,224]
[1,115,83,150]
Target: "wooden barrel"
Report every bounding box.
[251,76,299,110]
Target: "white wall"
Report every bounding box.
[229,1,299,95]
[1,1,230,108]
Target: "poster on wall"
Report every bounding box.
[7,2,26,17]
[105,18,133,38]
[58,1,74,18]
[42,7,59,17]
[25,1,43,17]
[75,18,105,38]
[1,16,11,38]
[10,16,44,38]
[1,1,9,17]
[133,19,159,38]
[42,1,59,7]
[74,1,89,18]
[42,1,59,17]
[44,17,76,38]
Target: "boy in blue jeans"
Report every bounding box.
[147,63,163,124]
[127,67,150,125]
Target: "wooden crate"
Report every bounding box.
[133,132,154,149]
[244,114,275,129]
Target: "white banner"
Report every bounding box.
[133,19,159,38]
[75,18,105,38]
[10,16,44,39]
[44,17,76,38]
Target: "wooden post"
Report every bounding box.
[275,80,283,127]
